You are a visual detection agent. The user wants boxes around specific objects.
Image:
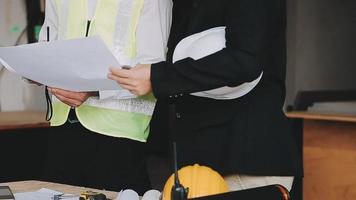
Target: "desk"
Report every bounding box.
[0,111,49,131]
[287,111,356,200]
[0,181,118,199]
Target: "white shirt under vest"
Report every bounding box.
[39,0,172,103]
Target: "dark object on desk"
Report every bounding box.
[191,184,290,200]
[79,191,107,200]
[171,182,188,200]
[0,186,15,200]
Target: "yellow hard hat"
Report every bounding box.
[162,164,229,200]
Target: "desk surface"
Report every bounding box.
[0,111,49,131]
[0,181,118,199]
[286,111,356,123]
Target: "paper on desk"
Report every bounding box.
[14,188,78,200]
[0,36,121,92]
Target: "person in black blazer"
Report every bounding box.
[108,0,302,191]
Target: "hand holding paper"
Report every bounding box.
[0,36,122,92]
[108,64,152,96]
[48,87,97,107]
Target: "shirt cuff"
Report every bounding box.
[99,90,137,100]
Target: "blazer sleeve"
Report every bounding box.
[151,0,268,99]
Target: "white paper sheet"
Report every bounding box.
[0,36,122,92]
[14,188,160,200]
[14,188,79,200]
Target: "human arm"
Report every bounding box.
[48,88,98,107]
[150,0,266,98]
[108,0,269,98]
[101,0,172,100]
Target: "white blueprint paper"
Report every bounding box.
[0,36,121,92]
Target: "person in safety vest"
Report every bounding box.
[32,0,172,194]
[108,0,302,196]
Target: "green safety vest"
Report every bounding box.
[51,0,154,142]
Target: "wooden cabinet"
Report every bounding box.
[0,111,49,131]
[287,112,356,200]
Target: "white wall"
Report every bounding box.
[0,0,46,111]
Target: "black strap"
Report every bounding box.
[45,86,53,121]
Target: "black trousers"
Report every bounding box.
[42,121,151,194]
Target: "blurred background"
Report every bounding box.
[285,0,356,109]
[0,0,46,112]
[1,0,356,112]
[1,0,356,200]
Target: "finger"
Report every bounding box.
[55,94,77,107]
[117,82,136,91]
[55,94,83,107]
[107,73,121,82]
[51,88,84,100]
[109,67,132,78]
[48,87,62,91]
[47,87,55,92]
[108,74,136,86]
[108,74,133,85]
[50,88,73,95]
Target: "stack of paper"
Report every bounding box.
[14,188,78,200]
[14,188,161,200]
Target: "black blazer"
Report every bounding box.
[149,0,302,176]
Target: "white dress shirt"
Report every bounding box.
[40,0,172,100]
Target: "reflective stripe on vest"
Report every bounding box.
[124,0,144,58]
[51,0,154,142]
